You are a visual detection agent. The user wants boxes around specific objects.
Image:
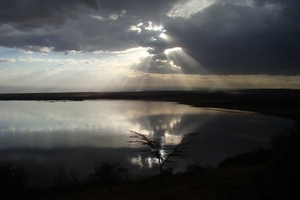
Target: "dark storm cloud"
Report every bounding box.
[0,0,175,52]
[164,0,300,75]
[0,0,98,29]
[0,0,98,52]
[0,0,300,75]
[0,34,80,52]
[95,0,176,22]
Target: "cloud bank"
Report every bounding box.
[0,0,300,75]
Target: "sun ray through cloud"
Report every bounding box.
[0,0,299,92]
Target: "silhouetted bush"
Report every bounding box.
[52,168,80,189]
[0,159,28,199]
[218,147,271,169]
[185,159,212,175]
[269,121,300,198]
[162,167,174,176]
[89,160,129,184]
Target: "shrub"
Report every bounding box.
[218,147,271,169]
[269,121,300,198]
[186,159,212,175]
[185,164,203,175]
[89,160,129,184]
[52,168,80,189]
[0,159,28,199]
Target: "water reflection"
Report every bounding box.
[0,100,294,188]
[0,101,207,149]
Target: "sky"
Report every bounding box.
[0,0,300,92]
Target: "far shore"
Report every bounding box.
[1,89,300,120]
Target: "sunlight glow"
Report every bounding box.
[159,32,168,39]
[168,0,218,18]
[145,22,165,32]
[164,47,182,55]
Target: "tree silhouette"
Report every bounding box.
[128,130,198,182]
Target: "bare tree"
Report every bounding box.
[128,131,198,182]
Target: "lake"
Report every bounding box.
[0,100,294,188]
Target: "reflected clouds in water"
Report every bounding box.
[0,100,294,187]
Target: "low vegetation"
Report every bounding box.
[88,160,129,184]
[1,121,299,199]
[0,160,28,199]
[52,168,81,189]
[269,121,300,199]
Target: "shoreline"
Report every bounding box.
[1,89,300,120]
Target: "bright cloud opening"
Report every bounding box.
[164,47,182,55]
[168,0,218,18]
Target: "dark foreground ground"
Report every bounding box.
[26,164,272,200]
[1,89,300,119]
[5,147,299,200]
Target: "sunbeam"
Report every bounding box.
[164,47,208,74]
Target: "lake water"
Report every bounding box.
[0,100,294,188]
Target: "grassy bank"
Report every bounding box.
[13,149,295,199]
[26,164,270,200]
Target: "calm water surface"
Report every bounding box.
[0,100,294,187]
